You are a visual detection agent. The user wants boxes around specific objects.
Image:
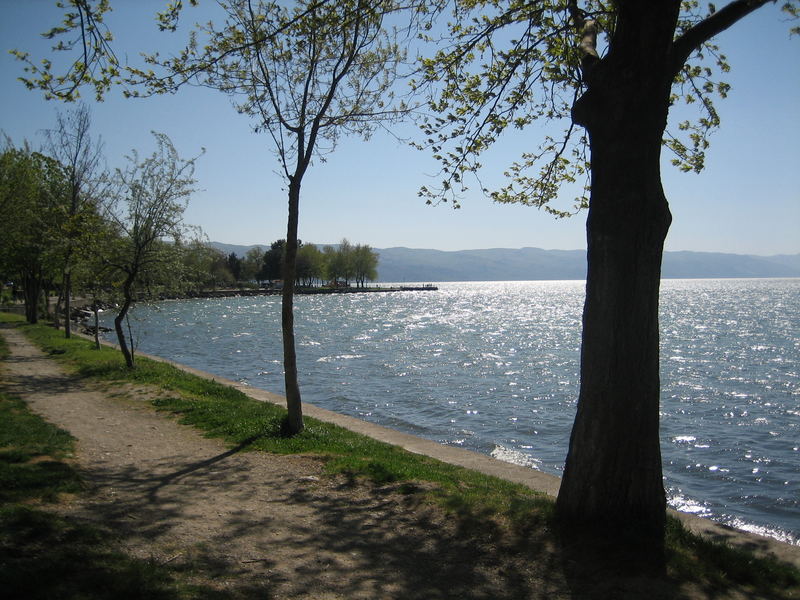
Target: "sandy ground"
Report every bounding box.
[0,324,792,599]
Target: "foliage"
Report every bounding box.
[10,0,118,102]
[296,242,325,286]
[322,238,379,286]
[257,238,379,286]
[178,239,233,292]
[416,0,798,210]
[101,131,201,367]
[0,142,70,323]
[351,241,380,287]
[43,103,106,335]
[102,132,199,269]
[225,252,242,281]
[240,246,266,282]
[260,239,286,283]
[0,127,223,324]
[127,0,413,170]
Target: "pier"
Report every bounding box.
[186,284,438,299]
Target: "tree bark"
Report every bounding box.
[23,270,41,324]
[282,177,304,434]
[114,273,136,369]
[53,289,63,330]
[556,3,678,550]
[93,298,100,349]
[64,271,72,338]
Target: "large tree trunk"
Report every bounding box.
[556,4,678,551]
[282,178,304,434]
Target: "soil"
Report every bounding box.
[0,324,790,599]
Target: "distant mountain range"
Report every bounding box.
[209,242,800,282]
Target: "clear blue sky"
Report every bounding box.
[1,1,798,255]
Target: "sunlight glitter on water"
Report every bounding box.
[105,279,800,545]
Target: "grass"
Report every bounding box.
[0,385,191,598]
[0,393,83,503]
[2,311,799,598]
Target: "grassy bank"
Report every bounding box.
[2,312,799,598]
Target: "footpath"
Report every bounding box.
[1,324,798,599]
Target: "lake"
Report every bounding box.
[100,278,800,545]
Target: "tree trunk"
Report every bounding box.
[114,274,136,368]
[23,271,41,324]
[53,289,63,329]
[556,5,678,552]
[282,178,304,434]
[64,271,72,338]
[93,298,100,349]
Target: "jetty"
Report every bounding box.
[185,284,438,299]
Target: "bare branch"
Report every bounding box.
[671,0,773,77]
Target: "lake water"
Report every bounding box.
[100,279,800,545]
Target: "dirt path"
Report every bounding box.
[0,325,581,599]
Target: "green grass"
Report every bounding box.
[0,393,83,503]
[5,316,800,597]
[665,516,800,593]
[0,311,17,358]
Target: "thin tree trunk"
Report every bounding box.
[93,298,100,349]
[282,178,304,434]
[114,274,136,368]
[64,271,72,338]
[53,288,63,329]
[41,285,51,322]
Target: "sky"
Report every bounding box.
[1,1,798,255]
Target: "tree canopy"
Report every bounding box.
[416,1,797,211]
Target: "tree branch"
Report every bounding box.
[567,0,600,76]
[670,0,772,77]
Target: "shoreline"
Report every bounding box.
[78,329,800,569]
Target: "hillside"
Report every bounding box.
[210,242,800,282]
